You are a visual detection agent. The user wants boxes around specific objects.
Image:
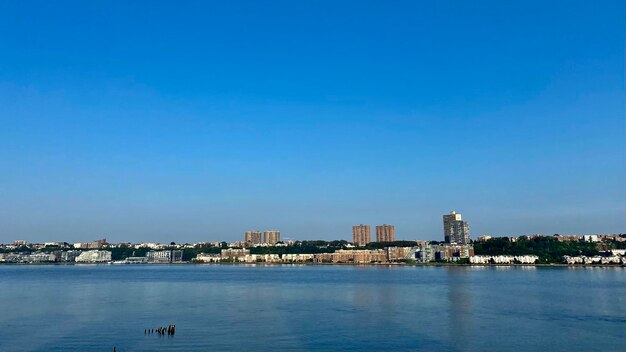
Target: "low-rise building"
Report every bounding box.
[61,250,81,262]
[3,253,26,263]
[553,235,583,242]
[563,255,625,265]
[26,252,57,263]
[239,254,281,263]
[74,239,107,249]
[413,244,474,263]
[413,244,437,263]
[610,249,626,256]
[125,257,149,264]
[220,248,250,260]
[313,249,387,264]
[196,252,314,263]
[147,250,183,263]
[75,250,112,263]
[195,253,221,263]
[470,255,539,264]
[386,247,413,261]
[44,242,68,248]
[281,253,314,263]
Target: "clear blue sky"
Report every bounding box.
[0,1,624,244]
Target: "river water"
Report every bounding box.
[0,264,624,351]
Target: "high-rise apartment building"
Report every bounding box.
[245,230,262,244]
[263,230,281,245]
[352,225,371,246]
[443,211,470,244]
[376,224,395,242]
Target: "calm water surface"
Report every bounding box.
[0,265,624,351]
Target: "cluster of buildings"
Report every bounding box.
[144,249,183,263]
[73,239,108,249]
[475,233,626,243]
[196,250,315,264]
[194,243,476,264]
[470,255,539,264]
[563,250,626,265]
[351,224,395,246]
[0,250,112,263]
[3,239,107,251]
[114,250,184,264]
[349,211,470,247]
[0,249,185,264]
[196,247,413,264]
[2,210,624,266]
[413,243,474,263]
[563,255,625,265]
[244,230,281,245]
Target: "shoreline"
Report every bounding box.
[1,262,624,268]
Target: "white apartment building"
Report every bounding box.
[75,250,112,263]
[470,255,539,264]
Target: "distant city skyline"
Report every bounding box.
[4,212,624,245]
[0,1,624,243]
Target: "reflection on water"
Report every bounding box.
[0,265,624,352]
[445,267,473,350]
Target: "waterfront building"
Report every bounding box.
[413,243,474,263]
[313,249,387,264]
[470,255,539,264]
[147,250,183,263]
[26,252,56,263]
[75,250,112,263]
[239,254,281,263]
[245,230,262,244]
[220,248,250,260]
[413,244,438,263]
[263,230,281,245]
[610,249,626,256]
[281,253,315,263]
[438,244,474,260]
[563,255,625,265]
[125,257,149,264]
[195,253,221,263]
[386,246,412,261]
[352,225,371,246]
[4,254,27,263]
[60,250,81,262]
[376,224,395,242]
[443,211,470,244]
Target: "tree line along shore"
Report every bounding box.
[1,236,625,265]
